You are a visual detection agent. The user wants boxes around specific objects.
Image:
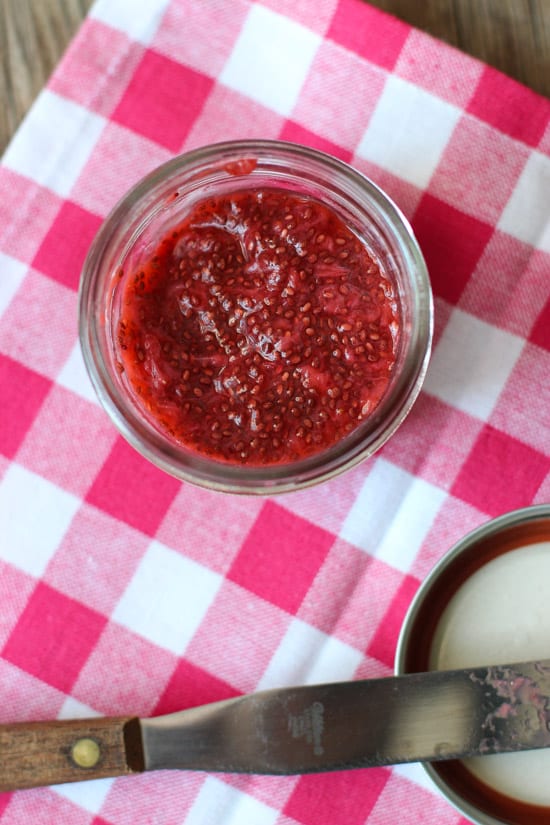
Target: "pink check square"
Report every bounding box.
[279,121,352,163]
[2,583,107,694]
[380,393,483,491]
[0,795,11,819]
[280,462,367,536]
[112,49,213,151]
[100,771,203,825]
[285,768,390,825]
[352,155,423,220]
[367,574,420,668]
[154,659,239,715]
[0,658,66,725]
[0,269,77,380]
[228,502,335,614]
[428,116,529,225]
[531,294,550,351]
[468,66,550,147]
[186,580,290,693]
[451,425,550,516]
[0,354,51,460]
[460,234,549,338]
[395,28,483,108]
[48,19,144,118]
[298,542,405,653]
[290,40,385,152]
[223,774,297,818]
[158,483,263,576]
[72,622,178,716]
[0,252,26,320]
[372,772,469,824]
[490,344,550,455]
[32,201,103,291]
[0,456,8,485]
[183,84,284,151]
[0,563,37,650]
[152,0,249,77]
[86,438,180,536]
[412,194,493,304]
[296,539,370,636]
[17,385,117,497]
[411,496,486,581]
[0,170,63,264]
[44,504,149,617]
[5,787,95,825]
[258,0,338,34]
[540,119,550,156]
[327,0,409,70]
[72,122,172,218]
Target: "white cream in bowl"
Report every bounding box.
[429,541,550,807]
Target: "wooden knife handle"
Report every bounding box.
[0,717,144,792]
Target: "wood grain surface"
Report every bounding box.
[1,0,549,154]
[0,716,143,791]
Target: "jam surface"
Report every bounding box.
[116,188,399,465]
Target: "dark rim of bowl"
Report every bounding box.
[396,504,550,825]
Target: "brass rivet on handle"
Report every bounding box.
[71,737,101,768]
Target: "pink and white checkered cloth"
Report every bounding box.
[0,0,549,822]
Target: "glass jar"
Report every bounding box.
[78,140,432,494]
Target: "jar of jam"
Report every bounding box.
[79,140,432,493]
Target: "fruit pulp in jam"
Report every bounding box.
[116,188,400,465]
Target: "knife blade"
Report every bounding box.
[2,657,550,791]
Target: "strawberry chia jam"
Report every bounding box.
[116,188,400,465]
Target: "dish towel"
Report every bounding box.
[1,0,549,823]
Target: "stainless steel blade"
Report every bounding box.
[140,658,550,775]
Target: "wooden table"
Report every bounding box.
[1,0,549,155]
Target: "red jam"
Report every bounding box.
[116,188,399,465]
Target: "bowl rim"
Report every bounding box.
[395,503,550,825]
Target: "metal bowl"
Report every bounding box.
[396,504,550,825]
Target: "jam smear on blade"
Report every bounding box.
[117,188,399,465]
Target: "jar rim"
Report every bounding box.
[79,139,433,494]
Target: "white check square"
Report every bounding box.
[220,5,321,116]
[52,777,115,814]
[356,75,461,188]
[393,761,441,795]
[90,0,170,44]
[3,91,105,198]
[57,341,100,406]
[186,777,279,825]
[0,253,27,320]
[0,464,80,577]
[423,308,524,420]
[113,541,222,655]
[257,618,362,690]
[371,475,446,573]
[341,459,445,573]
[58,696,99,719]
[341,458,403,553]
[498,150,550,253]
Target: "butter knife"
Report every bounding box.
[2,657,550,791]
